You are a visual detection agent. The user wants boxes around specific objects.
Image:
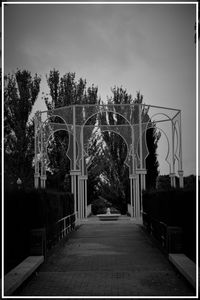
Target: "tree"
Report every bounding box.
[103,88,132,210]
[43,72,160,202]
[88,87,133,211]
[94,89,160,211]
[44,69,99,110]
[44,69,99,190]
[132,91,160,189]
[4,70,41,188]
[145,126,160,189]
[87,132,110,203]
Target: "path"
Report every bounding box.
[17,216,194,296]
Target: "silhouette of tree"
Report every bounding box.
[44,71,160,201]
[4,70,41,188]
[145,126,160,189]
[44,69,99,190]
[98,89,160,210]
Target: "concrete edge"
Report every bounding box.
[4,255,44,296]
[169,253,197,289]
[141,224,197,290]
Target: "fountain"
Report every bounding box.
[97,207,121,221]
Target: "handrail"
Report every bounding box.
[142,212,168,250]
[56,212,76,224]
[55,212,77,241]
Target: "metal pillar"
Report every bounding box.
[78,174,81,219]
[130,124,135,219]
[129,176,134,218]
[138,105,147,214]
[72,106,79,221]
[136,169,147,214]
[136,173,140,217]
[85,178,87,218]
[78,125,88,220]
[139,169,147,191]
[130,174,140,219]
[130,124,140,219]
[178,112,184,188]
[169,173,176,188]
[70,170,80,217]
[178,170,184,188]
[40,175,46,189]
[171,120,176,188]
[40,124,47,189]
[78,175,88,220]
[133,175,137,218]
[34,112,40,189]
[34,173,40,189]
[139,104,143,170]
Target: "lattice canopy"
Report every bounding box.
[34,103,183,219]
[35,103,182,175]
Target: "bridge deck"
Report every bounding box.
[16,216,195,296]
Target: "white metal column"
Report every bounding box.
[78,175,88,220]
[34,112,40,189]
[170,120,176,188]
[178,170,184,188]
[70,170,81,216]
[129,176,133,218]
[178,112,184,188]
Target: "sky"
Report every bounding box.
[2,2,197,176]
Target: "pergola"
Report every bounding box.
[34,103,184,221]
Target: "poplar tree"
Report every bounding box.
[4,70,41,187]
[44,69,99,190]
[97,89,160,211]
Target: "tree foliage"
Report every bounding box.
[4,67,160,206]
[44,69,98,109]
[4,70,41,187]
[93,88,160,211]
[44,70,99,190]
[145,126,160,189]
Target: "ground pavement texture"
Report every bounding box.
[17,216,195,297]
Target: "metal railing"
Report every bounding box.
[142,212,167,251]
[142,211,184,254]
[56,212,77,241]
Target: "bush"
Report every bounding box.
[4,188,74,273]
[142,188,196,262]
[91,198,110,214]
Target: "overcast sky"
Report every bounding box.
[3,2,197,176]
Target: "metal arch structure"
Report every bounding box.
[34,103,184,221]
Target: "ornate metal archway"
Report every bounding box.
[34,103,184,222]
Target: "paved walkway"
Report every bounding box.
[17,216,194,296]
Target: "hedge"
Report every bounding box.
[4,188,74,274]
[142,188,196,262]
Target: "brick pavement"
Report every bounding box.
[17,217,195,297]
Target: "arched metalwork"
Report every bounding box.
[34,103,184,221]
[85,128,130,170]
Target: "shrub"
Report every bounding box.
[142,188,196,262]
[91,198,109,214]
[4,188,74,273]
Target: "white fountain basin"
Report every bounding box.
[97,213,121,221]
